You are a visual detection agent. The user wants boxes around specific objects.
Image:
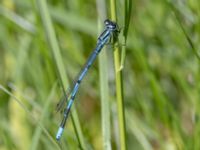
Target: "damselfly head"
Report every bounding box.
[104,19,118,31]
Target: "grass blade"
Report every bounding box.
[35,0,86,148]
[0,85,60,150]
[96,0,112,149]
[110,0,127,149]
[120,0,132,69]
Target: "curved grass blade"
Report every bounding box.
[167,1,200,61]
[0,85,61,150]
[35,0,86,148]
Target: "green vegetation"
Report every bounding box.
[0,0,199,149]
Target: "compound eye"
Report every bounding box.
[111,23,116,29]
[104,19,110,26]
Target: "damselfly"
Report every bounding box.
[56,19,119,141]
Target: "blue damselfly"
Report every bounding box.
[56,19,119,141]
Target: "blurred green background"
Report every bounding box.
[0,0,200,149]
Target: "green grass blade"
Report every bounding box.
[0,85,61,150]
[0,5,36,33]
[127,112,153,150]
[120,0,132,70]
[30,83,57,150]
[35,0,86,149]
[96,1,112,149]
[124,0,132,39]
[99,40,111,150]
[110,0,127,149]
[167,2,200,61]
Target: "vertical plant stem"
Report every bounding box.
[120,0,132,69]
[35,0,86,149]
[99,41,111,150]
[96,0,111,149]
[110,0,127,149]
